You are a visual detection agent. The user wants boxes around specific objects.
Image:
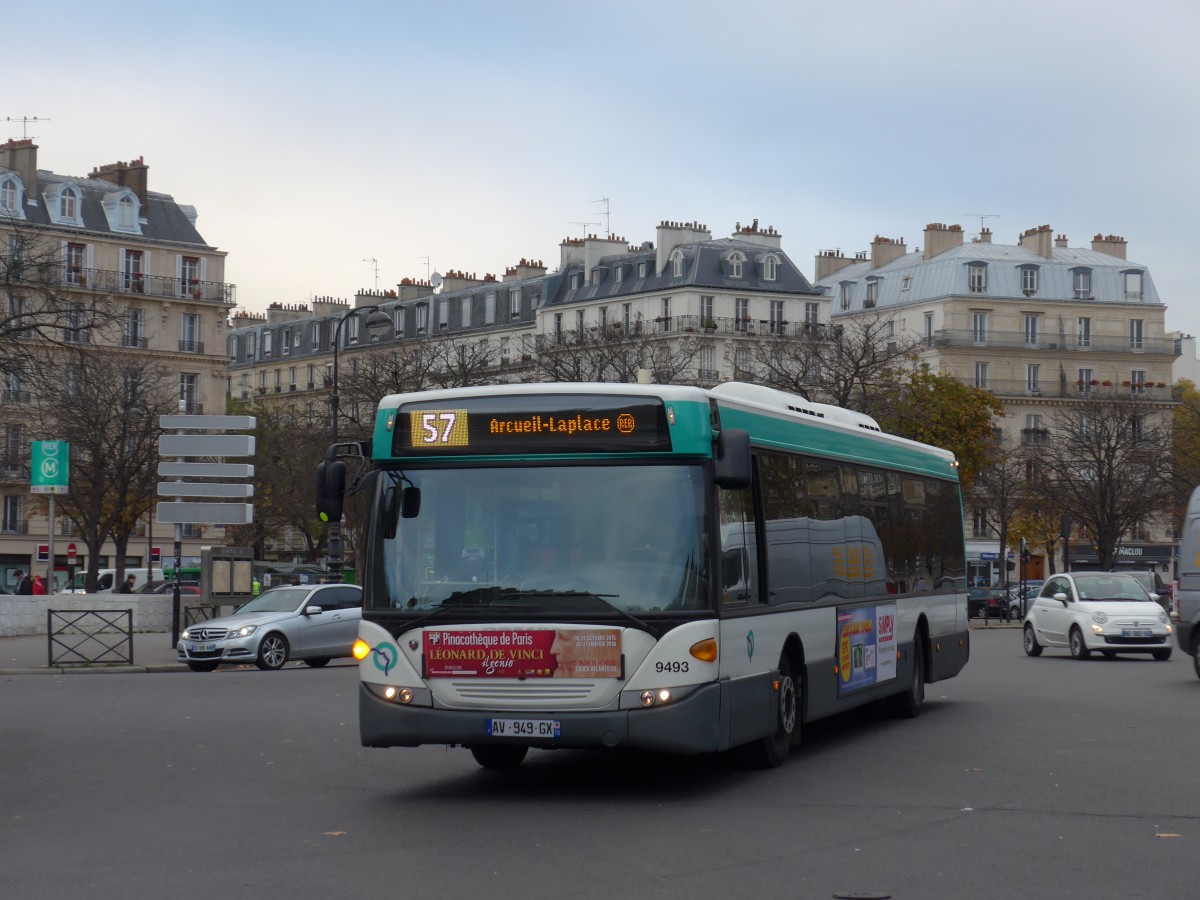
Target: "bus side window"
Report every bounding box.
[718,486,757,604]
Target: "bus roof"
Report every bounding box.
[372,381,959,480]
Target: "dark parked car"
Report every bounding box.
[968,587,1010,621]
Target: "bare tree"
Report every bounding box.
[530,321,703,385]
[968,450,1028,587]
[1029,393,1175,569]
[24,347,177,591]
[225,400,330,562]
[0,218,127,359]
[749,317,922,408]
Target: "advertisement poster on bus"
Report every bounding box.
[423,628,621,678]
[836,603,897,695]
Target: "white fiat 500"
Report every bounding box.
[1023,572,1172,660]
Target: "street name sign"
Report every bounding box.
[159,434,255,457]
[157,462,255,478]
[157,483,254,498]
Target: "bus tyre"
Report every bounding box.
[1194,648,1200,681]
[1023,624,1043,657]
[744,656,798,769]
[471,745,528,769]
[887,638,925,719]
[256,633,291,670]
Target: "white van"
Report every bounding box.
[1176,485,1200,680]
[65,568,154,594]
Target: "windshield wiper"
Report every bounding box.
[505,590,660,637]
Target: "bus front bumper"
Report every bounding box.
[359,680,726,755]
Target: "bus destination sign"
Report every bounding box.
[394,395,672,455]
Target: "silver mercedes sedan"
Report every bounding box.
[177,583,362,672]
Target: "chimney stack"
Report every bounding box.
[1018,225,1054,259]
[922,223,964,260]
[1091,233,1127,259]
[89,156,150,205]
[0,139,38,198]
[870,235,907,269]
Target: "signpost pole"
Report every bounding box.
[46,494,55,592]
[172,524,182,647]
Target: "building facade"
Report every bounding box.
[0,140,234,588]
[815,222,1179,584]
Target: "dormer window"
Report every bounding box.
[101,190,142,234]
[762,254,779,281]
[61,187,77,220]
[670,249,685,278]
[47,182,85,226]
[839,282,853,311]
[728,251,745,279]
[968,262,987,294]
[1123,270,1143,300]
[119,196,134,228]
[864,279,879,308]
[1020,265,1039,296]
[1072,268,1092,299]
[0,174,24,217]
[570,272,581,290]
[638,261,648,278]
[614,265,624,284]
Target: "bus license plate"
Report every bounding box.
[1122,629,1152,639]
[189,642,216,652]
[487,718,561,738]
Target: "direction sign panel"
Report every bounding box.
[157,482,254,498]
[156,502,254,525]
[159,434,255,457]
[157,462,255,478]
[160,414,256,430]
[31,440,70,494]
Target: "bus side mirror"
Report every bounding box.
[714,428,751,489]
[316,451,347,523]
[381,484,421,540]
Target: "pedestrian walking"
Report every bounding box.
[31,574,47,595]
[14,569,33,595]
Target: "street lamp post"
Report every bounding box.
[327,304,392,580]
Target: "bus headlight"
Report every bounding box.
[383,686,413,703]
[640,689,673,707]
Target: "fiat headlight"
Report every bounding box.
[1091,611,1108,625]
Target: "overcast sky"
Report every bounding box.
[9,0,1199,337]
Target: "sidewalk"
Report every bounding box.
[0,630,187,675]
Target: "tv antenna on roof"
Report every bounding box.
[593,197,611,238]
[570,221,600,238]
[417,256,432,281]
[363,257,379,290]
[963,213,1000,239]
[2,115,50,139]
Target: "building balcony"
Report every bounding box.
[178,340,205,354]
[35,267,237,305]
[962,378,1177,401]
[1021,428,1051,446]
[0,521,29,534]
[931,329,1178,356]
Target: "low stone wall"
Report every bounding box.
[0,594,174,637]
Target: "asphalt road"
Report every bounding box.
[2,628,1195,900]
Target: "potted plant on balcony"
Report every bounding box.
[1089,379,1099,386]
[1101,380,1113,386]
[1122,380,1132,387]
[703,319,717,333]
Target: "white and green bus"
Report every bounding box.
[320,381,969,768]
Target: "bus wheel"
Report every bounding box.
[470,746,528,769]
[743,655,798,768]
[887,638,925,718]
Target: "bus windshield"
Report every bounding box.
[372,463,711,615]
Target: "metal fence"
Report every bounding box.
[47,609,133,667]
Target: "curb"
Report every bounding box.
[0,664,190,676]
